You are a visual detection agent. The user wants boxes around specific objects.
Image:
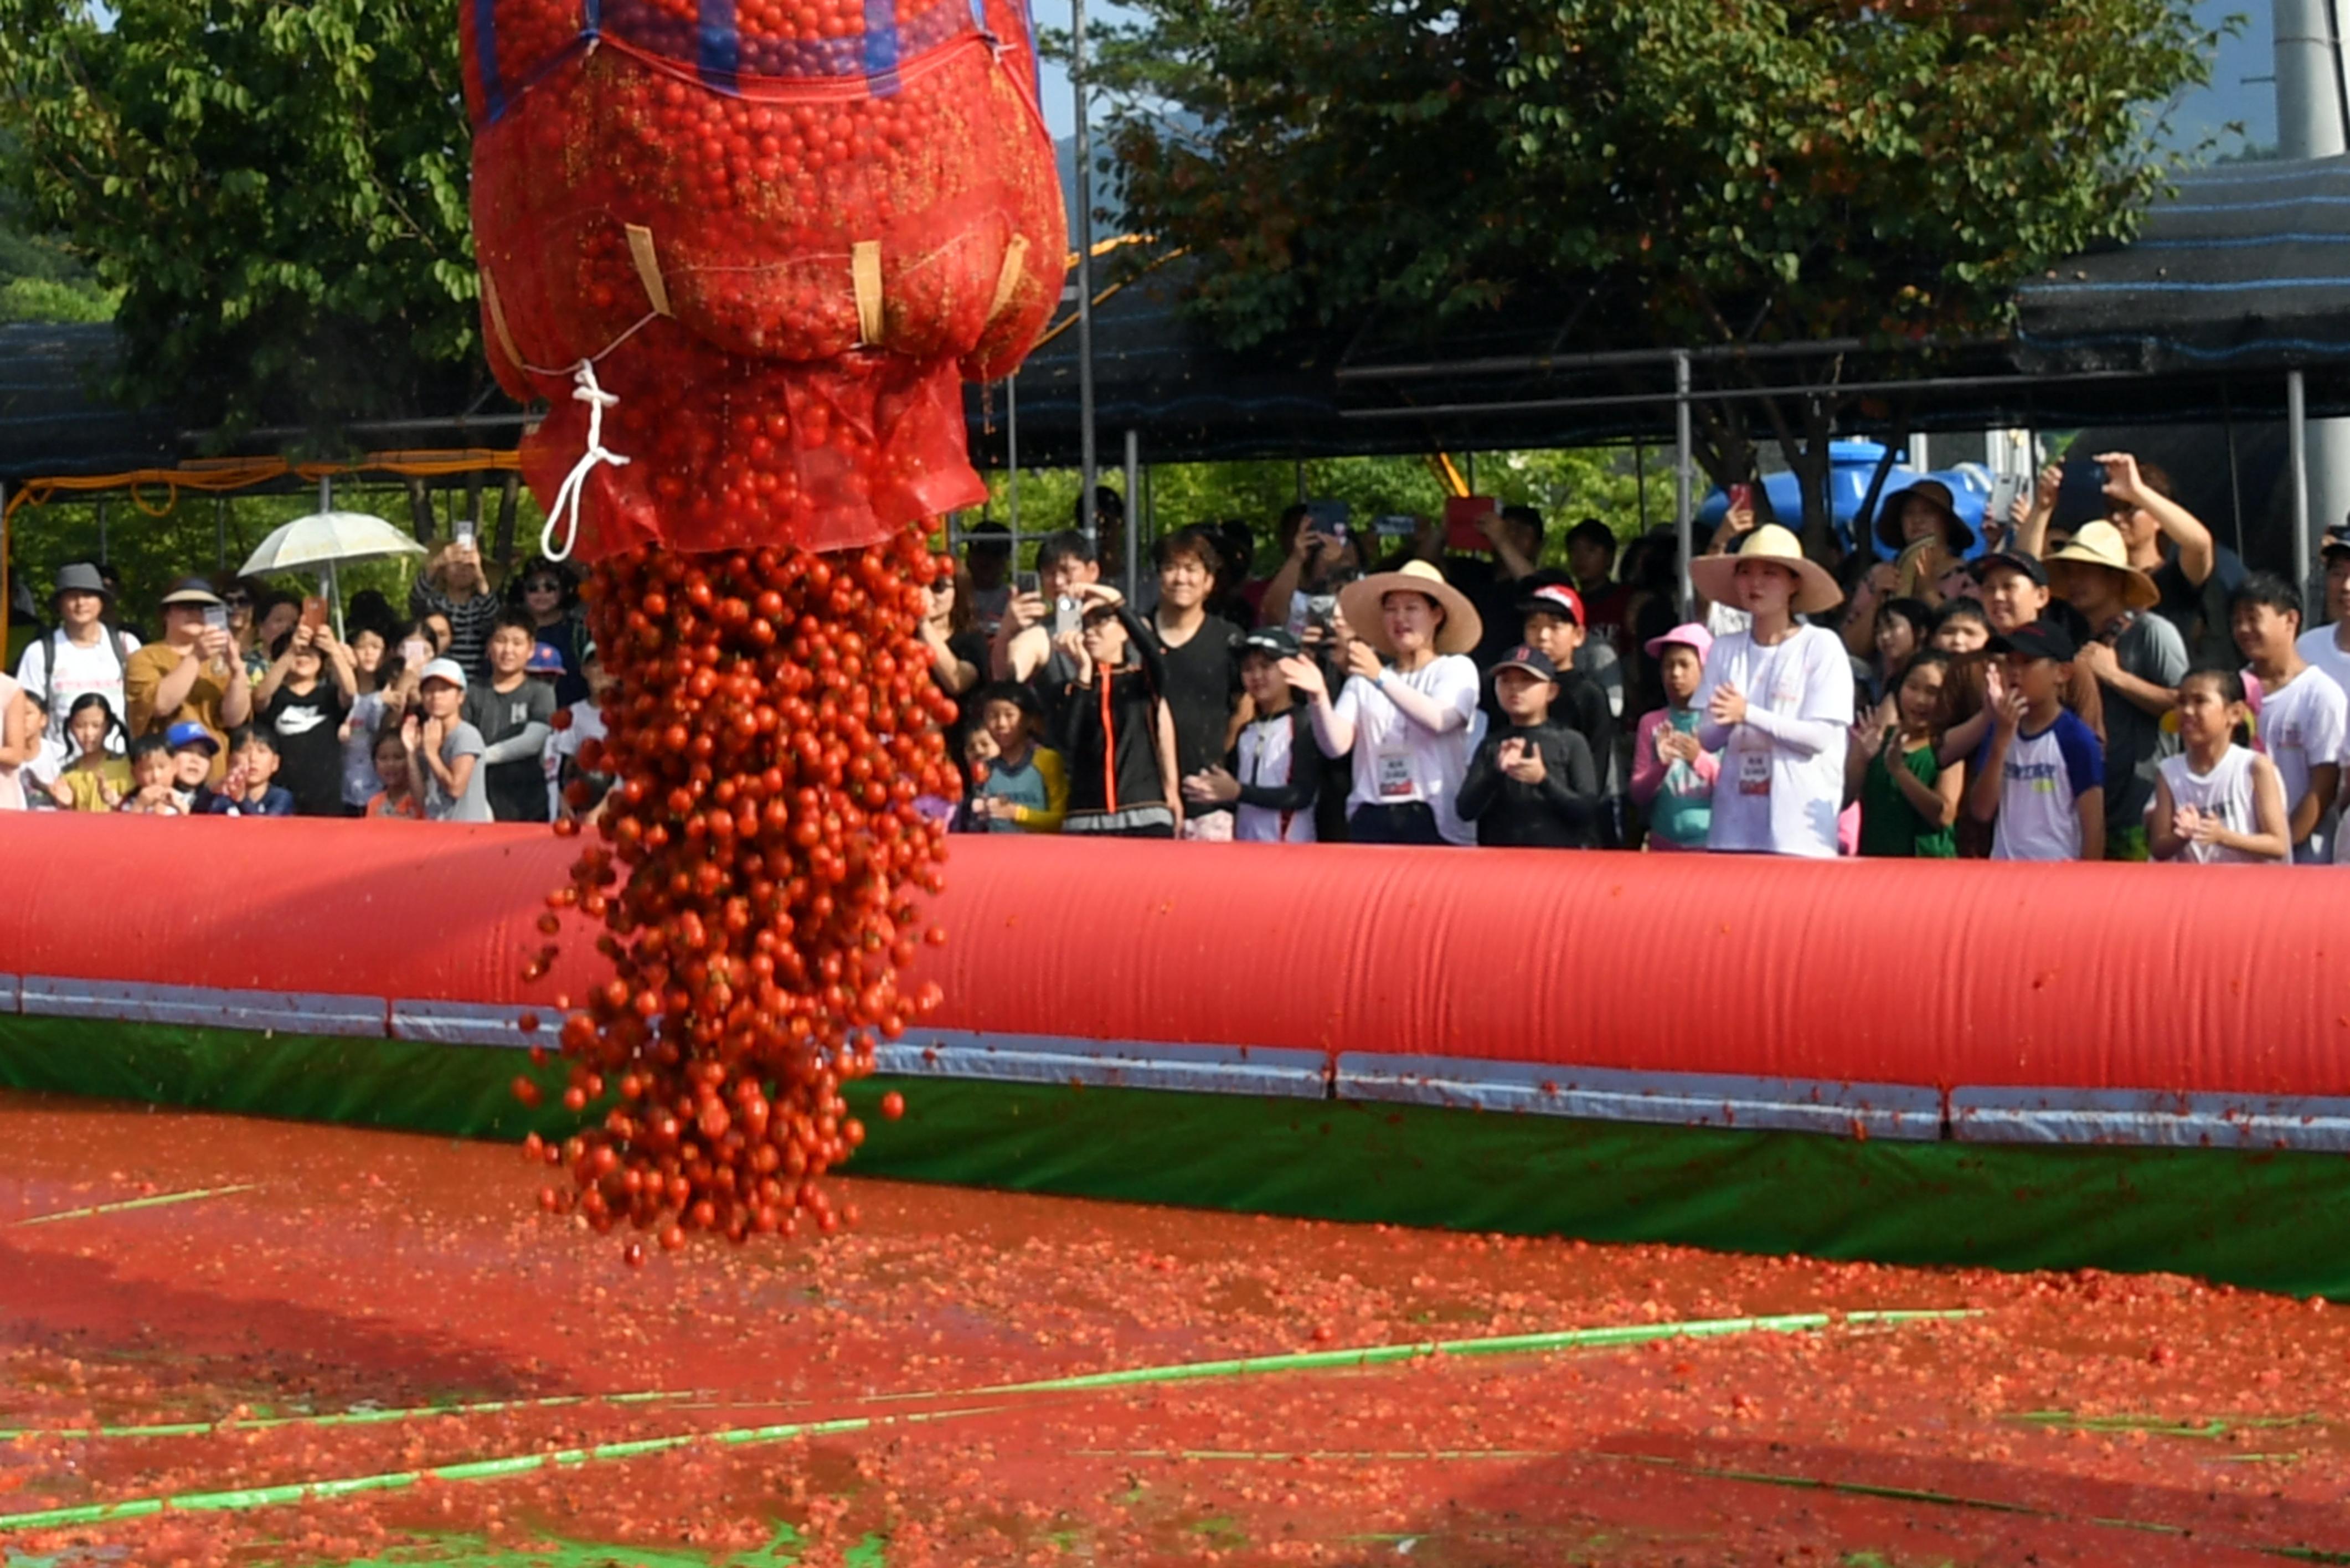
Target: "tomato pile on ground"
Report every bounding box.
[7,1094,2350,1567]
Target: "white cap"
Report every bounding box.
[419,657,467,689]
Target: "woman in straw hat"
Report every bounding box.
[1280,559,1485,845]
[1689,525,1855,858]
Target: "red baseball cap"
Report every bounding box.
[1514,582,1586,626]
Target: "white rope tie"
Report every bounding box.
[539,358,630,564]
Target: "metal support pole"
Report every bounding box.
[215,497,228,572]
[95,498,107,565]
[1293,460,1306,504]
[1674,351,1694,617]
[1465,451,1477,496]
[1070,0,1098,541]
[2292,368,2313,612]
[1004,378,1021,560]
[1122,427,1141,601]
[320,474,333,513]
[1,479,11,661]
[1635,441,1648,531]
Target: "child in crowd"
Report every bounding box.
[1930,597,1991,655]
[1969,621,2105,860]
[44,694,131,811]
[118,734,184,815]
[967,682,1068,833]
[1688,527,1854,858]
[1849,651,1963,858]
[199,728,295,817]
[2151,668,2289,864]
[1628,622,1717,852]
[1186,628,1328,844]
[1053,587,1181,838]
[463,612,556,822]
[165,720,218,812]
[1867,597,1934,712]
[364,726,424,819]
[404,659,492,822]
[18,693,64,809]
[2228,572,2345,863]
[1514,582,1616,774]
[0,666,27,811]
[257,622,355,817]
[1456,646,1601,848]
[550,644,614,824]
[336,623,408,816]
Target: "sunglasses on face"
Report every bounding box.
[223,592,252,606]
[524,579,562,593]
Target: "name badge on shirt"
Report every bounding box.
[1377,750,1416,800]
[1738,749,1771,797]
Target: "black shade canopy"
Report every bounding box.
[2017,157,2350,383]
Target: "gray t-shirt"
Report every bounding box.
[2101,611,2189,825]
[424,719,492,822]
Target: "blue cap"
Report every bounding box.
[164,720,219,754]
[525,641,566,675]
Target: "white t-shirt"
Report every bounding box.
[2158,746,2274,864]
[340,690,390,808]
[2251,663,2347,863]
[2295,625,2350,715]
[15,627,142,749]
[1234,711,1316,843]
[1980,709,2103,862]
[1694,623,1853,858]
[1332,655,1485,845]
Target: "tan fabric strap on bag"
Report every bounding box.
[480,270,525,372]
[985,234,1032,328]
[851,240,886,346]
[625,224,673,317]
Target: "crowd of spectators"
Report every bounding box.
[0,538,609,823]
[2,449,2342,864]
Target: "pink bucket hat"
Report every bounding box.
[1644,621,1714,662]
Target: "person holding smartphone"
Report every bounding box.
[256,619,357,816]
[122,577,252,782]
[410,531,502,678]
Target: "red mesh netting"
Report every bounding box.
[461,0,1066,561]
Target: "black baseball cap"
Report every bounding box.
[1490,644,1559,682]
[1987,620,2078,663]
[1241,627,1300,659]
[2322,523,2350,562]
[1972,549,2048,588]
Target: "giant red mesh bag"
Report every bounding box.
[462,0,1065,560]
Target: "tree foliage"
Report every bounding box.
[0,0,480,434]
[1095,0,2225,539]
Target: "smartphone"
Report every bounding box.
[1444,495,1498,553]
[1727,482,1755,513]
[1372,513,1418,538]
[400,636,432,671]
[1053,595,1081,637]
[453,519,477,551]
[1986,471,2023,528]
[300,596,329,632]
[1014,569,1040,595]
[1302,499,1351,539]
[202,604,229,635]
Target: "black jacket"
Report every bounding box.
[1456,720,1600,848]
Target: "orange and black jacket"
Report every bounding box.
[1055,605,1168,817]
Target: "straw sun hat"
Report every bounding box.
[2044,520,2160,612]
[1688,525,1844,616]
[1337,559,1485,657]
